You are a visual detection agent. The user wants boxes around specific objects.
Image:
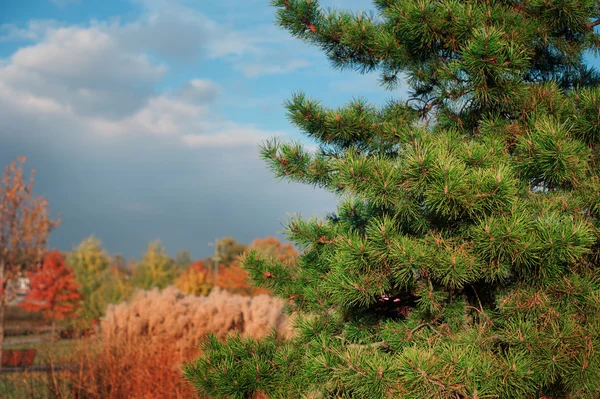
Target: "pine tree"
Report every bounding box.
[20,250,81,338]
[185,1,600,398]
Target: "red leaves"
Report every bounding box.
[19,250,81,321]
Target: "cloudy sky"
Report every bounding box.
[0,0,404,259]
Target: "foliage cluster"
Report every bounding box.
[19,250,81,322]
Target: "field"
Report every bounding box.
[0,286,289,398]
[0,336,94,399]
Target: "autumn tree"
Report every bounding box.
[100,266,133,308]
[214,237,298,296]
[0,157,58,364]
[19,250,81,338]
[132,240,178,290]
[213,237,247,266]
[66,236,111,323]
[186,1,600,398]
[112,253,132,276]
[175,261,213,296]
[249,236,298,265]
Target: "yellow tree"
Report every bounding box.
[175,261,213,296]
[0,157,59,362]
[132,240,178,290]
[66,236,111,323]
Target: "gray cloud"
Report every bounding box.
[177,79,220,104]
[0,127,338,259]
[1,25,166,119]
[0,1,339,258]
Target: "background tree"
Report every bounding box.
[19,250,81,338]
[66,236,111,323]
[112,253,132,276]
[0,157,58,364]
[175,261,213,296]
[185,1,600,398]
[214,237,297,296]
[174,249,193,270]
[249,236,298,265]
[132,240,178,290]
[100,265,133,308]
[214,237,247,266]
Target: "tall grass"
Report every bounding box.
[101,286,290,351]
[1,286,290,398]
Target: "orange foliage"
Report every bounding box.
[250,236,298,264]
[175,261,213,296]
[213,237,297,296]
[214,263,269,296]
[19,250,81,320]
[0,157,60,303]
[188,260,208,272]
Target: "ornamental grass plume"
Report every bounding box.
[101,286,290,353]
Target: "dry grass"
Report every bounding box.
[66,339,197,399]
[101,286,290,353]
[1,287,290,398]
[10,286,290,398]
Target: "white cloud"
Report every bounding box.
[182,126,277,148]
[4,0,313,78]
[0,0,341,259]
[11,26,166,84]
[0,0,309,151]
[239,59,310,78]
[1,25,166,118]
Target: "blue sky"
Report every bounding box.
[0,0,403,260]
[2,1,598,261]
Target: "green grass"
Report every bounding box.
[0,372,64,399]
[5,338,85,366]
[0,337,100,398]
